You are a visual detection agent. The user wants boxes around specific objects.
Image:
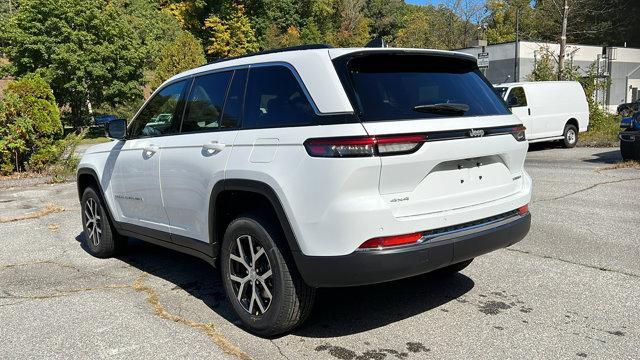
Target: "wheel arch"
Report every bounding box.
[77,167,119,230]
[209,179,302,265]
[566,118,579,130]
[77,167,101,201]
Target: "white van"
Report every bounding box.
[495,81,589,147]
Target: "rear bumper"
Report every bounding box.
[294,212,531,287]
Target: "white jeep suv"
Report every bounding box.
[77,45,532,336]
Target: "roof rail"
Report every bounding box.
[205,44,333,66]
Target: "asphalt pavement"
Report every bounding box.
[1,145,638,359]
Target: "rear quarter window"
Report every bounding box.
[334,53,510,122]
[242,66,317,129]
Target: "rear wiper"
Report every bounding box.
[413,103,469,116]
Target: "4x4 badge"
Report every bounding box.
[469,129,485,137]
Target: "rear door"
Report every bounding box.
[333,52,528,218]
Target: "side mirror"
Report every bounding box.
[507,97,518,107]
[106,119,127,140]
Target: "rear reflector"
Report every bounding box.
[517,204,529,215]
[304,134,427,158]
[358,232,423,249]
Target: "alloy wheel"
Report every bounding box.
[228,234,274,316]
[84,198,102,246]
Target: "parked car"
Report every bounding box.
[76,45,532,335]
[617,99,640,118]
[620,111,640,160]
[94,114,117,125]
[494,81,589,148]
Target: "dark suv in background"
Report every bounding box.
[618,100,640,118]
[620,112,640,161]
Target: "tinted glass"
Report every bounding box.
[507,87,527,107]
[494,87,508,99]
[129,80,187,138]
[221,69,247,129]
[337,54,510,121]
[243,66,316,128]
[181,71,233,133]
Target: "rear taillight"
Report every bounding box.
[304,134,427,158]
[511,125,526,141]
[517,204,529,215]
[358,232,423,249]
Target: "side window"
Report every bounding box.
[243,66,316,129]
[221,69,247,129]
[507,87,527,107]
[181,71,233,133]
[129,80,187,138]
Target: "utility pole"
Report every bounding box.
[558,0,569,80]
[514,7,520,82]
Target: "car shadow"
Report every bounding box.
[295,271,475,338]
[527,142,563,152]
[75,233,475,338]
[583,149,621,164]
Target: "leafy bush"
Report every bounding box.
[48,129,87,183]
[580,105,620,146]
[0,74,62,174]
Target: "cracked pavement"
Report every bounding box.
[1,146,639,359]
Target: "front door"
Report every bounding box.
[110,79,188,235]
[159,69,245,247]
[506,87,535,139]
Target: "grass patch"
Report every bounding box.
[602,160,640,170]
[0,203,65,223]
[578,111,621,147]
[79,136,111,145]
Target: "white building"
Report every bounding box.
[457,41,640,112]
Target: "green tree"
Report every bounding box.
[395,5,467,50]
[0,74,62,174]
[536,0,640,48]
[365,0,403,40]
[395,7,444,49]
[484,0,542,44]
[1,0,146,127]
[114,0,183,71]
[204,4,259,59]
[527,46,557,81]
[151,31,206,90]
[326,0,371,47]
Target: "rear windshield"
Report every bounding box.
[334,53,510,122]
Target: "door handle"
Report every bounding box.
[143,144,159,154]
[202,142,226,152]
[528,108,531,116]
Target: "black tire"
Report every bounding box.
[81,186,125,258]
[620,137,640,161]
[562,124,578,148]
[436,259,474,275]
[220,215,315,336]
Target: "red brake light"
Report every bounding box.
[304,134,427,158]
[511,125,527,141]
[517,204,529,215]
[358,232,423,249]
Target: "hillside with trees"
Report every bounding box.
[0,0,637,174]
